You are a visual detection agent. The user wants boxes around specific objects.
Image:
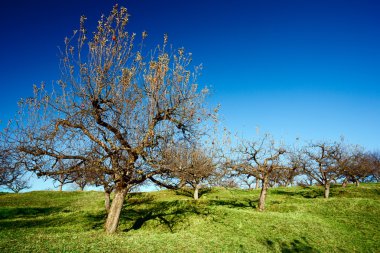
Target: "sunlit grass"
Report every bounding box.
[0,184,379,252]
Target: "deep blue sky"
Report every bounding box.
[1,0,379,153]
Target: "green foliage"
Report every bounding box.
[1,184,379,252]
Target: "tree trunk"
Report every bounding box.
[104,191,111,213]
[255,178,260,189]
[193,184,200,200]
[258,178,268,211]
[342,179,347,188]
[104,187,128,234]
[59,182,63,192]
[324,183,330,198]
[355,179,360,187]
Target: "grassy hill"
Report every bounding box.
[0,184,379,252]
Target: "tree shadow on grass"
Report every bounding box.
[208,198,257,209]
[121,200,210,233]
[0,214,72,230]
[0,207,61,220]
[174,188,212,199]
[264,237,320,253]
[272,188,324,199]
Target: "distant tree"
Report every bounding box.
[6,176,31,193]
[302,140,347,198]
[0,134,29,192]
[340,148,372,186]
[369,151,380,182]
[150,142,216,200]
[227,134,286,211]
[237,174,257,189]
[46,160,76,192]
[13,5,215,233]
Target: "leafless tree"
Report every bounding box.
[227,134,286,211]
[369,151,380,182]
[237,175,258,189]
[12,5,215,233]
[150,142,216,200]
[6,177,31,193]
[0,133,30,192]
[302,140,347,198]
[341,148,379,186]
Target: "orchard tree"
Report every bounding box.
[150,142,216,200]
[303,140,347,198]
[227,134,286,211]
[0,132,29,192]
[14,5,215,233]
[343,149,378,186]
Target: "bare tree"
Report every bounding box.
[13,5,215,233]
[302,140,347,198]
[6,176,31,193]
[150,142,216,200]
[369,151,380,182]
[342,148,379,186]
[227,134,286,211]
[0,133,29,192]
[50,174,74,192]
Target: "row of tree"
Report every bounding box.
[0,5,379,234]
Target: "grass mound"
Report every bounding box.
[0,184,379,252]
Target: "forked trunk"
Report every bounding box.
[324,183,330,198]
[258,178,268,211]
[193,184,200,200]
[104,191,111,213]
[104,187,128,234]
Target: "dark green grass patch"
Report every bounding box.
[0,184,379,252]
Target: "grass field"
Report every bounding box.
[0,184,379,252]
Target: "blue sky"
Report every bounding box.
[0,0,379,190]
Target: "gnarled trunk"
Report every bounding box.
[324,182,330,198]
[193,184,200,200]
[105,187,128,234]
[104,191,111,213]
[258,178,268,211]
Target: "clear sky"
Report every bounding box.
[0,0,379,190]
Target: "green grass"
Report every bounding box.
[0,184,379,252]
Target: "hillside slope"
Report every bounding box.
[0,184,379,252]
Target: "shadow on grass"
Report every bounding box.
[174,188,213,199]
[208,198,257,209]
[0,207,61,220]
[272,187,324,199]
[121,200,210,233]
[265,237,320,253]
[0,215,71,229]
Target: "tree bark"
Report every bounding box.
[104,187,128,234]
[193,184,200,200]
[355,179,360,187]
[342,179,347,188]
[255,178,260,189]
[258,178,268,211]
[324,183,330,198]
[59,182,63,192]
[104,191,111,213]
